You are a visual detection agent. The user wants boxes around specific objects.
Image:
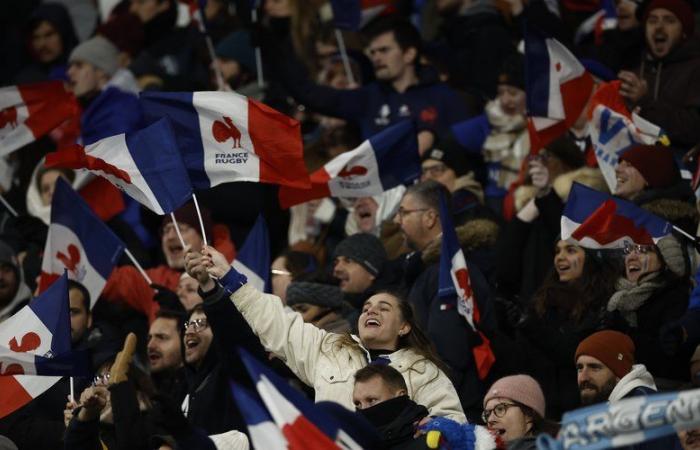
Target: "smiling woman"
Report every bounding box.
[185,245,466,422]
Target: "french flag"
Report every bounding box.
[525,29,594,153]
[231,214,270,292]
[45,118,193,215]
[238,348,369,450]
[0,274,87,418]
[0,81,79,157]
[230,383,289,449]
[437,193,495,380]
[329,0,395,31]
[561,183,673,248]
[38,178,125,307]
[587,81,666,193]
[279,120,419,209]
[574,0,617,45]
[140,91,310,190]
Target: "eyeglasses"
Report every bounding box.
[183,318,209,333]
[422,163,448,177]
[623,242,655,255]
[482,402,519,423]
[396,208,429,220]
[93,372,111,386]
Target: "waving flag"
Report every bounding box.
[230,383,289,449]
[45,118,193,215]
[38,178,125,306]
[231,215,270,292]
[437,193,495,380]
[0,274,86,418]
[587,81,666,193]
[279,120,419,208]
[573,0,617,45]
[140,91,309,190]
[329,0,395,31]
[451,114,491,154]
[561,183,672,248]
[239,348,372,450]
[0,81,79,157]
[526,29,594,153]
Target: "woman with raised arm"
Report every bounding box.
[184,246,466,422]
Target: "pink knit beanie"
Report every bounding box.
[483,375,546,418]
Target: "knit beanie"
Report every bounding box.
[545,136,586,170]
[643,0,695,38]
[69,36,120,76]
[161,202,213,241]
[333,233,387,277]
[286,282,345,310]
[497,53,525,90]
[97,13,145,57]
[483,375,546,418]
[619,145,677,189]
[422,138,471,177]
[215,31,257,75]
[575,330,636,378]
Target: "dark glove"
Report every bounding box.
[150,394,192,439]
[151,284,183,312]
[494,296,527,329]
[659,322,685,356]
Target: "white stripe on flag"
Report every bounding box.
[325,140,384,198]
[545,38,585,121]
[257,374,302,427]
[248,422,288,449]
[232,260,265,292]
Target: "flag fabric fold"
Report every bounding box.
[279,120,419,208]
[437,193,495,380]
[140,91,310,190]
[329,0,395,31]
[45,118,193,215]
[0,81,79,157]
[231,214,270,292]
[38,178,125,305]
[561,183,673,248]
[230,383,294,449]
[573,0,617,45]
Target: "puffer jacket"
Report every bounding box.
[217,281,466,422]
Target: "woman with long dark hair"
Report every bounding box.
[185,245,466,422]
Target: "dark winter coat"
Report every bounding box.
[632,180,698,237]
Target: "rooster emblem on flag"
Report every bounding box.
[212,116,242,148]
[56,243,87,282]
[0,106,18,130]
[338,165,368,178]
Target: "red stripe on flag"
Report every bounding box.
[281,415,340,450]
[278,168,333,209]
[18,82,80,140]
[248,99,311,189]
[474,332,496,380]
[37,271,61,295]
[79,177,126,222]
[571,199,654,245]
[0,377,34,419]
[46,144,132,184]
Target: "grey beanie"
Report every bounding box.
[656,235,686,277]
[69,36,119,76]
[286,282,345,310]
[333,233,387,276]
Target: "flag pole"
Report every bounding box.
[191,194,208,246]
[334,29,356,86]
[124,248,153,285]
[192,0,226,90]
[0,194,18,217]
[250,1,265,88]
[69,377,75,403]
[169,213,188,250]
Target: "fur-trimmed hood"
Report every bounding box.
[421,218,500,265]
[513,167,608,213]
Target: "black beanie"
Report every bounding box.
[421,138,470,176]
[286,282,345,310]
[333,233,387,277]
[497,53,525,90]
[545,136,585,170]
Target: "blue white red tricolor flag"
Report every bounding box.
[279,120,419,209]
[0,81,79,157]
[561,183,672,248]
[231,215,270,292]
[0,274,89,418]
[38,178,125,306]
[45,118,193,215]
[437,193,495,380]
[329,0,395,31]
[140,91,310,190]
[525,30,594,153]
[230,383,289,449]
[587,81,666,193]
[238,348,369,449]
[573,0,617,45]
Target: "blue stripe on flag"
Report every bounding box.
[369,120,420,190]
[525,27,552,118]
[29,273,71,355]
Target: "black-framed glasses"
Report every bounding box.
[183,318,208,333]
[623,242,655,255]
[396,208,429,220]
[482,402,519,423]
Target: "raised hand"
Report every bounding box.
[201,245,230,279]
[184,245,212,287]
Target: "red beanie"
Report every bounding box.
[575,331,636,378]
[619,145,677,189]
[643,0,695,38]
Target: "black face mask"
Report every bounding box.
[357,395,411,427]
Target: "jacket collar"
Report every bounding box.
[608,364,657,402]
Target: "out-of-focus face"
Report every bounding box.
[577,355,618,405]
[161,222,203,270]
[353,197,379,233]
[645,8,684,59]
[0,263,19,307]
[183,311,212,368]
[554,240,586,283]
[31,21,63,64]
[497,84,527,117]
[271,256,292,302]
[147,317,182,373]
[394,193,435,251]
[69,287,91,343]
[130,0,170,23]
[352,375,405,410]
[614,160,647,199]
[39,169,69,206]
[357,293,409,350]
[483,397,532,442]
[615,0,639,31]
[421,160,457,192]
[367,32,414,82]
[624,243,662,283]
[264,0,291,17]
[678,428,700,450]
[290,302,327,324]
[67,61,104,99]
[177,275,202,311]
[435,0,463,15]
[333,256,375,294]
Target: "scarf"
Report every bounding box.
[607,273,666,326]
